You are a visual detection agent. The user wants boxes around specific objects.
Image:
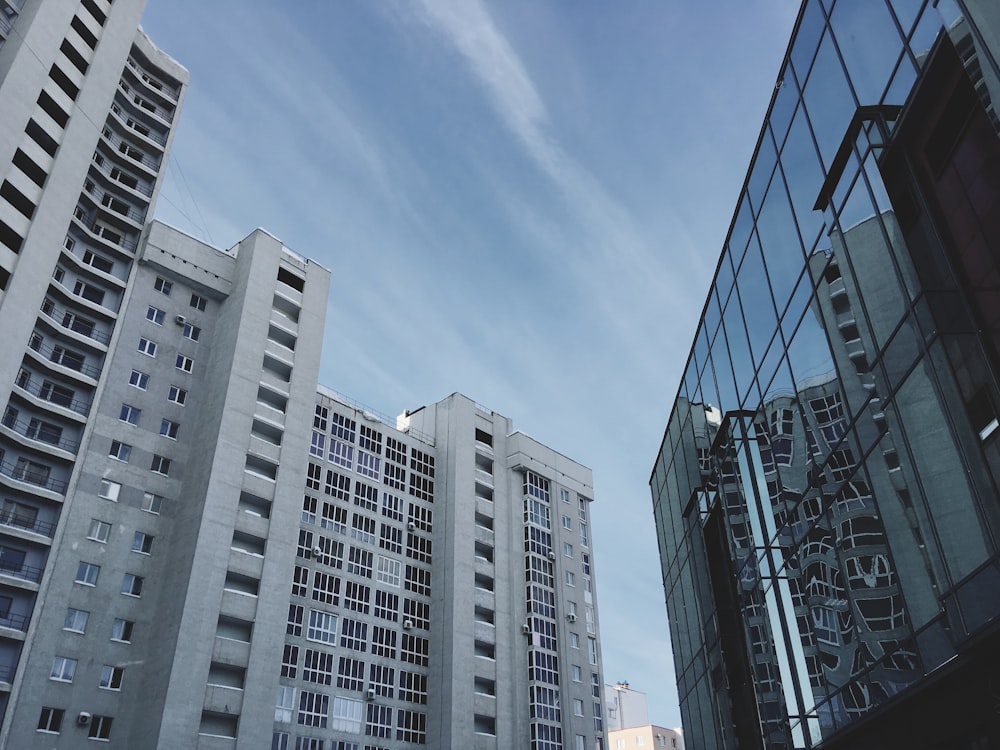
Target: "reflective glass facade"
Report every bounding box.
[650,2,1000,748]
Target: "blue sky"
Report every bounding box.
[142,0,799,728]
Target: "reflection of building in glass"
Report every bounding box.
[651,2,1000,749]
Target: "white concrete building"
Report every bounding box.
[0,2,609,747]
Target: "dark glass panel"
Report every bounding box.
[786,302,838,395]
[770,70,800,151]
[712,321,740,415]
[887,0,927,39]
[829,0,903,105]
[756,176,807,317]
[736,236,779,369]
[722,296,754,410]
[728,195,755,275]
[908,6,945,62]
[780,104,826,248]
[748,130,778,219]
[790,0,828,83]
[884,49,919,109]
[715,247,736,315]
[803,29,857,171]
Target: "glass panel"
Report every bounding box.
[908,5,945,62]
[748,131,778,219]
[737,237,779,369]
[780,104,826,249]
[728,195,755,273]
[790,0,828,83]
[883,54,919,109]
[786,301,838,393]
[760,193,807,324]
[770,71,801,151]
[722,296,754,410]
[803,29,857,171]
[711,325,739,416]
[887,0,926,38]
[829,0,904,104]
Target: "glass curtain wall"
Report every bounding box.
[651,2,1000,748]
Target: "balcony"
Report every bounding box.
[0,509,56,538]
[99,126,160,174]
[1,411,79,454]
[39,298,112,347]
[0,456,67,493]
[14,374,90,418]
[26,334,101,381]
[0,560,44,585]
[0,611,28,633]
[126,57,181,101]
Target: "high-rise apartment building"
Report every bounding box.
[0,2,608,747]
[650,2,1000,749]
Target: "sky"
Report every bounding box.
[141,0,799,730]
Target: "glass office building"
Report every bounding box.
[650,2,1000,748]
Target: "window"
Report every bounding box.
[109,440,131,462]
[37,707,64,733]
[281,644,299,678]
[340,617,367,652]
[98,479,121,502]
[145,305,165,325]
[167,385,187,405]
[573,699,584,716]
[563,542,573,558]
[398,670,428,704]
[99,664,124,690]
[137,337,157,357]
[160,419,179,439]
[336,655,364,691]
[175,354,193,373]
[366,703,393,739]
[64,608,89,633]
[190,293,207,311]
[298,690,329,728]
[306,609,338,644]
[570,632,580,649]
[182,323,201,341]
[129,369,148,390]
[562,515,572,530]
[303,649,335,685]
[572,664,582,682]
[369,663,395,698]
[150,455,170,475]
[396,708,426,744]
[347,546,373,578]
[75,561,99,586]
[119,403,140,425]
[372,626,397,659]
[111,618,134,642]
[560,488,570,503]
[580,522,589,547]
[142,492,163,514]
[121,573,143,597]
[154,276,172,295]
[287,604,304,637]
[566,571,575,586]
[50,656,77,682]
[588,637,598,665]
[131,531,153,554]
[88,519,111,543]
[88,715,113,740]
[331,696,363,733]
[376,556,401,587]
[275,686,296,723]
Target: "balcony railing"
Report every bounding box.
[15,376,91,416]
[1,412,80,454]
[0,510,56,538]
[0,561,44,583]
[126,56,181,100]
[27,335,102,379]
[39,299,112,346]
[99,126,161,172]
[0,611,28,631]
[90,154,153,197]
[0,458,67,493]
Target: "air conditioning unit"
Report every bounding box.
[77,712,92,726]
[547,551,556,560]
[312,546,323,557]
[403,619,413,630]
[407,521,416,531]
[366,688,376,701]
[567,613,577,623]
[522,623,532,634]
[175,315,186,325]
